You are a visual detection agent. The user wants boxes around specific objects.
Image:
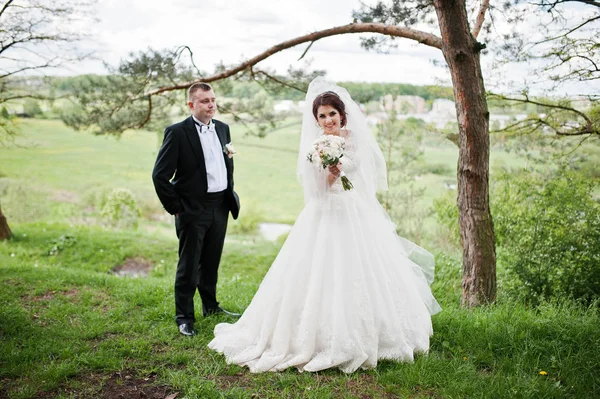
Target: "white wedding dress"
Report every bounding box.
[208,78,441,373]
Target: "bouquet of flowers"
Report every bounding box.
[306,135,353,190]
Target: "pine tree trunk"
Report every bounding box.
[433,0,497,306]
[0,204,11,240]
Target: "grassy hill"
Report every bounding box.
[0,120,598,398]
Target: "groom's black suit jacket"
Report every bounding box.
[152,116,240,221]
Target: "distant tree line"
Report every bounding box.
[48,75,454,103]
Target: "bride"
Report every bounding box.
[208,77,441,373]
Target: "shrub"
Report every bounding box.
[227,204,263,235]
[434,168,600,305]
[22,99,43,118]
[493,169,600,305]
[100,188,141,229]
[420,162,453,176]
[432,190,461,253]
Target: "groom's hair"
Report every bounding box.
[312,91,347,127]
[188,82,213,102]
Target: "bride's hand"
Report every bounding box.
[328,163,342,178]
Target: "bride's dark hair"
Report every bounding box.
[312,91,347,127]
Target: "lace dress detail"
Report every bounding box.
[208,130,440,374]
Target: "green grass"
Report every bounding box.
[1,119,599,398]
[1,223,598,398]
[0,119,526,229]
[0,119,306,227]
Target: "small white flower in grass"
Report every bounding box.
[11,253,15,257]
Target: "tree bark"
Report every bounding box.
[433,0,497,306]
[0,204,11,240]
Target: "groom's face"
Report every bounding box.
[188,89,217,124]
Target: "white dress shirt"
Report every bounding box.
[192,116,228,192]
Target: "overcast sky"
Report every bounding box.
[76,0,450,86]
[64,0,596,96]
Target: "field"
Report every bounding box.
[0,119,598,398]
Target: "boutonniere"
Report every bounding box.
[223,143,236,158]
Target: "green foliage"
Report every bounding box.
[419,161,453,176]
[0,113,19,146]
[100,188,142,229]
[570,143,600,180]
[231,81,263,99]
[343,81,454,104]
[44,234,77,256]
[435,167,600,305]
[22,99,43,118]
[227,205,264,235]
[493,168,600,306]
[1,222,599,398]
[60,73,177,135]
[433,190,460,247]
[430,252,462,305]
[376,110,429,241]
[219,90,280,138]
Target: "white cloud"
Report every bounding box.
[70,0,449,85]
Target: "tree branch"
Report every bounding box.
[489,94,599,137]
[142,23,443,97]
[250,68,306,93]
[570,0,600,7]
[0,58,62,79]
[136,95,153,129]
[174,45,203,77]
[534,15,600,45]
[472,0,489,39]
[298,41,315,61]
[0,0,14,20]
[0,93,54,103]
[533,0,600,9]
[492,94,593,125]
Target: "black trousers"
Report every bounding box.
[174,192,229,325]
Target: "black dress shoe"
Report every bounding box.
[203,306,241,318]
[178,323,195,336]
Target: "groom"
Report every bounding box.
[152,82,240,337]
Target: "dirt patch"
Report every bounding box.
[27,371,178,399]
[21,288,79,304]
[410,385,443,399]
[23,288,80,303]
[209,371,398,398]
[89,332,121,348]
[328,374,398,399]
[209,372,255,390]
[3,278,23,287]
[112,257,153,278]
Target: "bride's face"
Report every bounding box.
[316,105,342,135]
